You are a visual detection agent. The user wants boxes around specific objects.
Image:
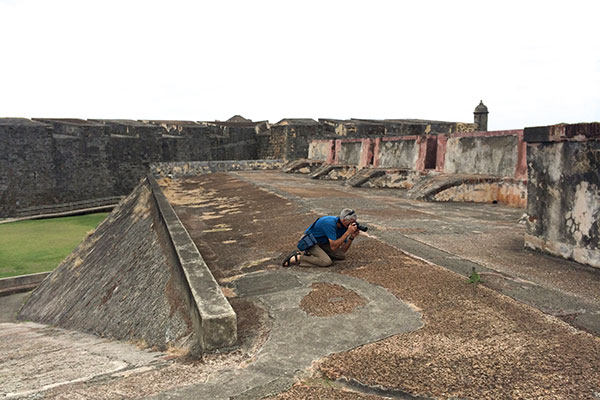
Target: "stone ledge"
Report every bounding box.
[0,272,50,297]
[147,174,237,352]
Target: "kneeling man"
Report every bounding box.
[282,208,360,267]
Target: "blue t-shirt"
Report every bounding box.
[305,216,346,244]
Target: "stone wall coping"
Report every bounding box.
[32,118,106,127]
[89,119,160,128]
[447,129,523,139]
[524,123,600,143]
[379,135,420,142]
[0,118,49,127]
[147,174,237,351]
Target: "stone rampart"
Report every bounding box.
[524,123,600,268]
[307,140,334,162]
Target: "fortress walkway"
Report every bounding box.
[2,170,599,399]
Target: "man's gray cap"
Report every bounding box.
[340,208,358,221]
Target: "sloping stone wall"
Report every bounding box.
[17,179,210,354]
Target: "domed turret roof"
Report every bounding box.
[474,100,488,113]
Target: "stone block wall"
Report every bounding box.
[0,119,56,214]
[268,119,320,160]
[524,123,600,268]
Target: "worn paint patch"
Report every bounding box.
[567,182,599,243]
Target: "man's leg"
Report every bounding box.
[320,242,346,260]
[299,244,332,267]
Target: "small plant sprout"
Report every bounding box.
[468,266,483,294]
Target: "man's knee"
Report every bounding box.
[311,255,332,267]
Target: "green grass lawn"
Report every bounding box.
[0,213,108,279]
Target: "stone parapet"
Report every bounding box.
[148,175,237,351]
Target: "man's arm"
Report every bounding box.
[340,229,360,252]
[329,223,358,251]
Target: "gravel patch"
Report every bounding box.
[300,282,367,317]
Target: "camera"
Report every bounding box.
[353,222,368,232]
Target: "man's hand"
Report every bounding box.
[347,223,358,236]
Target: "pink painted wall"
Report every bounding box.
[307,129,527,180]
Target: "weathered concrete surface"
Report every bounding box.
[17,179,202,354]
[164,171,600,399]
[375,137,419,169]
[525,123,600,268]
[0,322,166,399]
[307,140,332,161]
[150,270,421,400]
[0,291,29,323]
[336,141,363,165]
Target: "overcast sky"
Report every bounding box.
[1,0,598,130]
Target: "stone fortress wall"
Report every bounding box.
[0,117,266,218]
[0,115,477,218]
[2,105,598,269]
